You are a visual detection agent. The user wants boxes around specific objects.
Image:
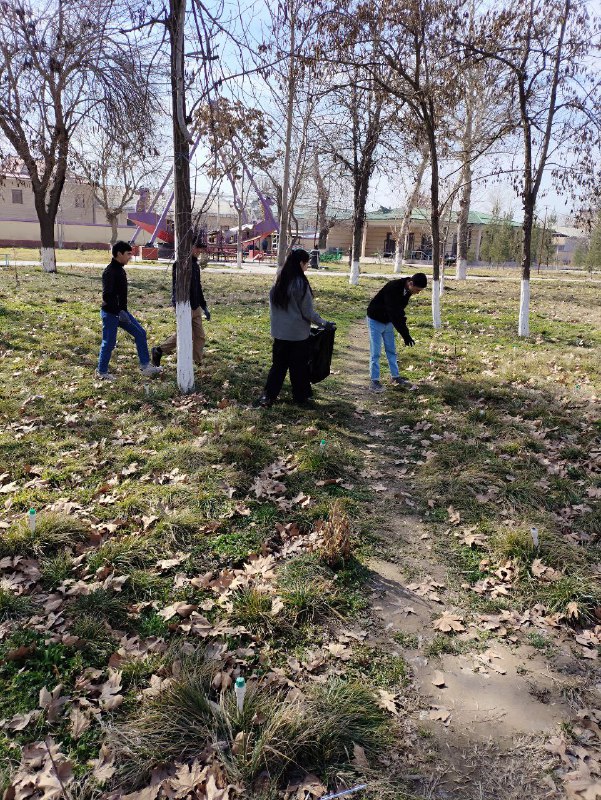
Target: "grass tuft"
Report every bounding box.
[0,512,89,557]
[111,646,390,794]
[0,589,34,621]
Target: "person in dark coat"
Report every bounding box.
[366,272,427,392]
[151,240,211,368]
[258,248,335,408]
[96,241,162,381]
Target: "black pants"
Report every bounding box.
[264,337,312,402]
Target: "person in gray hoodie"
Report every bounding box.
[259,248,334,408]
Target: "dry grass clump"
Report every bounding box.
[317,500,353,569]
[109,647,390,795]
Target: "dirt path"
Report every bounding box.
[336,324,581,799]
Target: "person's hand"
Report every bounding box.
[202,306,211,321]
[324,320,336,330]
[404,335,415,347]
[118,310,130,324]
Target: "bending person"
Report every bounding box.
[366,272,427,392]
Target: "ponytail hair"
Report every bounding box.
[271,248,312,310]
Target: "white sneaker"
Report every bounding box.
[370,380,385,393]
[96,370,117,382]
[140,363,162,377]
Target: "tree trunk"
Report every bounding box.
[237,210,243,269]
[350,176,369,286]
[456,168,472,281]
[38,212,57,273]
[456,83,474,281]
[277,10,296,270]
[519,198,534,337]
[170,0,194,392]
[107,212,119,245]
[428,119,441,329]
[394,152,427,274]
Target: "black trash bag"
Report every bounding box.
[309,326,335,383]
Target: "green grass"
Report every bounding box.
[0,264,599,793]
[0,513,89,557]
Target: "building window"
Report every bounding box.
[75,193,85,208]
[12,189,23,204]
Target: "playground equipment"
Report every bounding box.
[127,123,279,256]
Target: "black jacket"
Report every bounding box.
[171,256,206,310]
[367,278,413,344]
[101,259,128,314]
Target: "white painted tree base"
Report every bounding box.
[518,278,530,337]
[41,247,57,273]
[175,301,195,393]
[393,251,402,274]
[432,279,441,329]
[349,260,360,286]
[456,258,467,280]
[236,251,243,269]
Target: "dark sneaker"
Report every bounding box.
[95,370,116,382]
[140,363,162,377]
[370,380,385,393]
[391,376,412,386]
[294,397,317,408]
[258,395,273,408]
[151,346,162,367]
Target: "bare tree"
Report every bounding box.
[325,0,465,323]
[71,130,164,244]
[393,145,429,274]
[0,0,153,272]
[469,0,601,335]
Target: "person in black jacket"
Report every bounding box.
[151,240,211,368]
[366,273,427,392]
[96,241,162,381]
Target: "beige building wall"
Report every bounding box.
[0,176,101,224]
[0,219,133,249]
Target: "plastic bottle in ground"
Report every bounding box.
[234,676,246,712]
[320,439,327,450]
[28,508,36,532]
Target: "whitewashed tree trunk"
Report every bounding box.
[456,257,467,280]
[175,301,195,392]
[237,211,243,269]
[518,278,530,337]
[431,279,441,329]
[349,259,360,285]
[393,243,403,274]
[41,247,57,273]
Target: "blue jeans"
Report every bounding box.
[367,316,399,381]
[97,310,150,373]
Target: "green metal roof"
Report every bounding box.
[364,207,521,226]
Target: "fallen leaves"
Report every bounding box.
[432,613,465,633]
[431,670,446,688]
[428,705,451,724]
[98,670,124,711]
[407,577,445,603]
